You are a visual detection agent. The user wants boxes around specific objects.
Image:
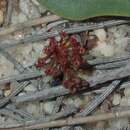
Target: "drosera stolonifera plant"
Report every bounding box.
[36,32,92,93]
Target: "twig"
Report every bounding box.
[4,0,13,26]
[12,62,130,104]
[77,80,121,116]
[83,81,130,95]
[0,20,129,49]
[0,49,32,73]
[13,79,130,105]
[89,62,130,87]
[0,81,29,108]
[43,105,78,122]
[44,93,64,130]
[0,109,24,122]
[12,86,69,104]
[94,60,129,70]
[6,105,34,121]
[52,96,64,114]
[0,49,40,107]
[0,15,60,36]
[62,80,121,130]
[2,110,130,130]
[87,53,130,65]
[0,71,43,86]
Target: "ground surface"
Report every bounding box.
[0,0,130,130]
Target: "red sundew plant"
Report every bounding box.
[36,32,90,93]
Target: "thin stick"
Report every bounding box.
[0,71,43,86]
[77,80,121,116]
[12,63,130,104]
[87,53,130,65]
[89,62,130,87]
[94,60,129,70]
[0,81,29,108]
[4,0,13,26]
[1,110,130,130]
[0,20,129,49]
[0,15,60,36]
[62,80,121,130]
[12,86,69,104]
[6,105,34,120]
[0,49,41,108]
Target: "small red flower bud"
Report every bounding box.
[45,67,54,75]
[36,58,45,68]
[69,87,77,94]
[79,47,86,55]
[70,36,78,47]
[60,31,67,39]
[72,78,81,85]
[63,80,70,89]
[49,38,57,48]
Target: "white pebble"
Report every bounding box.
[18,13,28,23]
[5,118,17,125]
[90,41,114,57]
[94,29,107,42]
[24,85,37,93]
[55,36,61,42]
[73,97,84,108]
[0,116,5,125]
[124,87,130,97]
[11,12,27,24]
[0,55,15,77]
[120,97,130,106]
[112,94,121,106]
[18,92,26,96]
[26,103,39,116]
[43,101,55,114]
[19,0,41,19]
[65,97,84,108]
[109,118,129,130]
[4,90,11,97]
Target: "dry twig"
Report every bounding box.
[1,110,130,130]
[0,20,129,49]
[0,15,60,36]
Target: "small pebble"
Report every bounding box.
[94,29,107,42]
[4,89,11,97]
[11,12,27,24]
[73,97,84,108]
[108,118,129,130]
[5,118,17,125]
[43,101,55,114]
[0,116,5,125]
[24,85,37,93]
[112,94,121,106]
[90,41,114,57]
[124,87,130,97]
[65,96,84,108]
[26,103,40,116]
[18,92,26,96]
[120,97,130,106]
[19,0,41,19]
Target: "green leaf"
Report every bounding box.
[38,0,130,20]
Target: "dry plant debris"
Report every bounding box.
[0,1,130,130]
